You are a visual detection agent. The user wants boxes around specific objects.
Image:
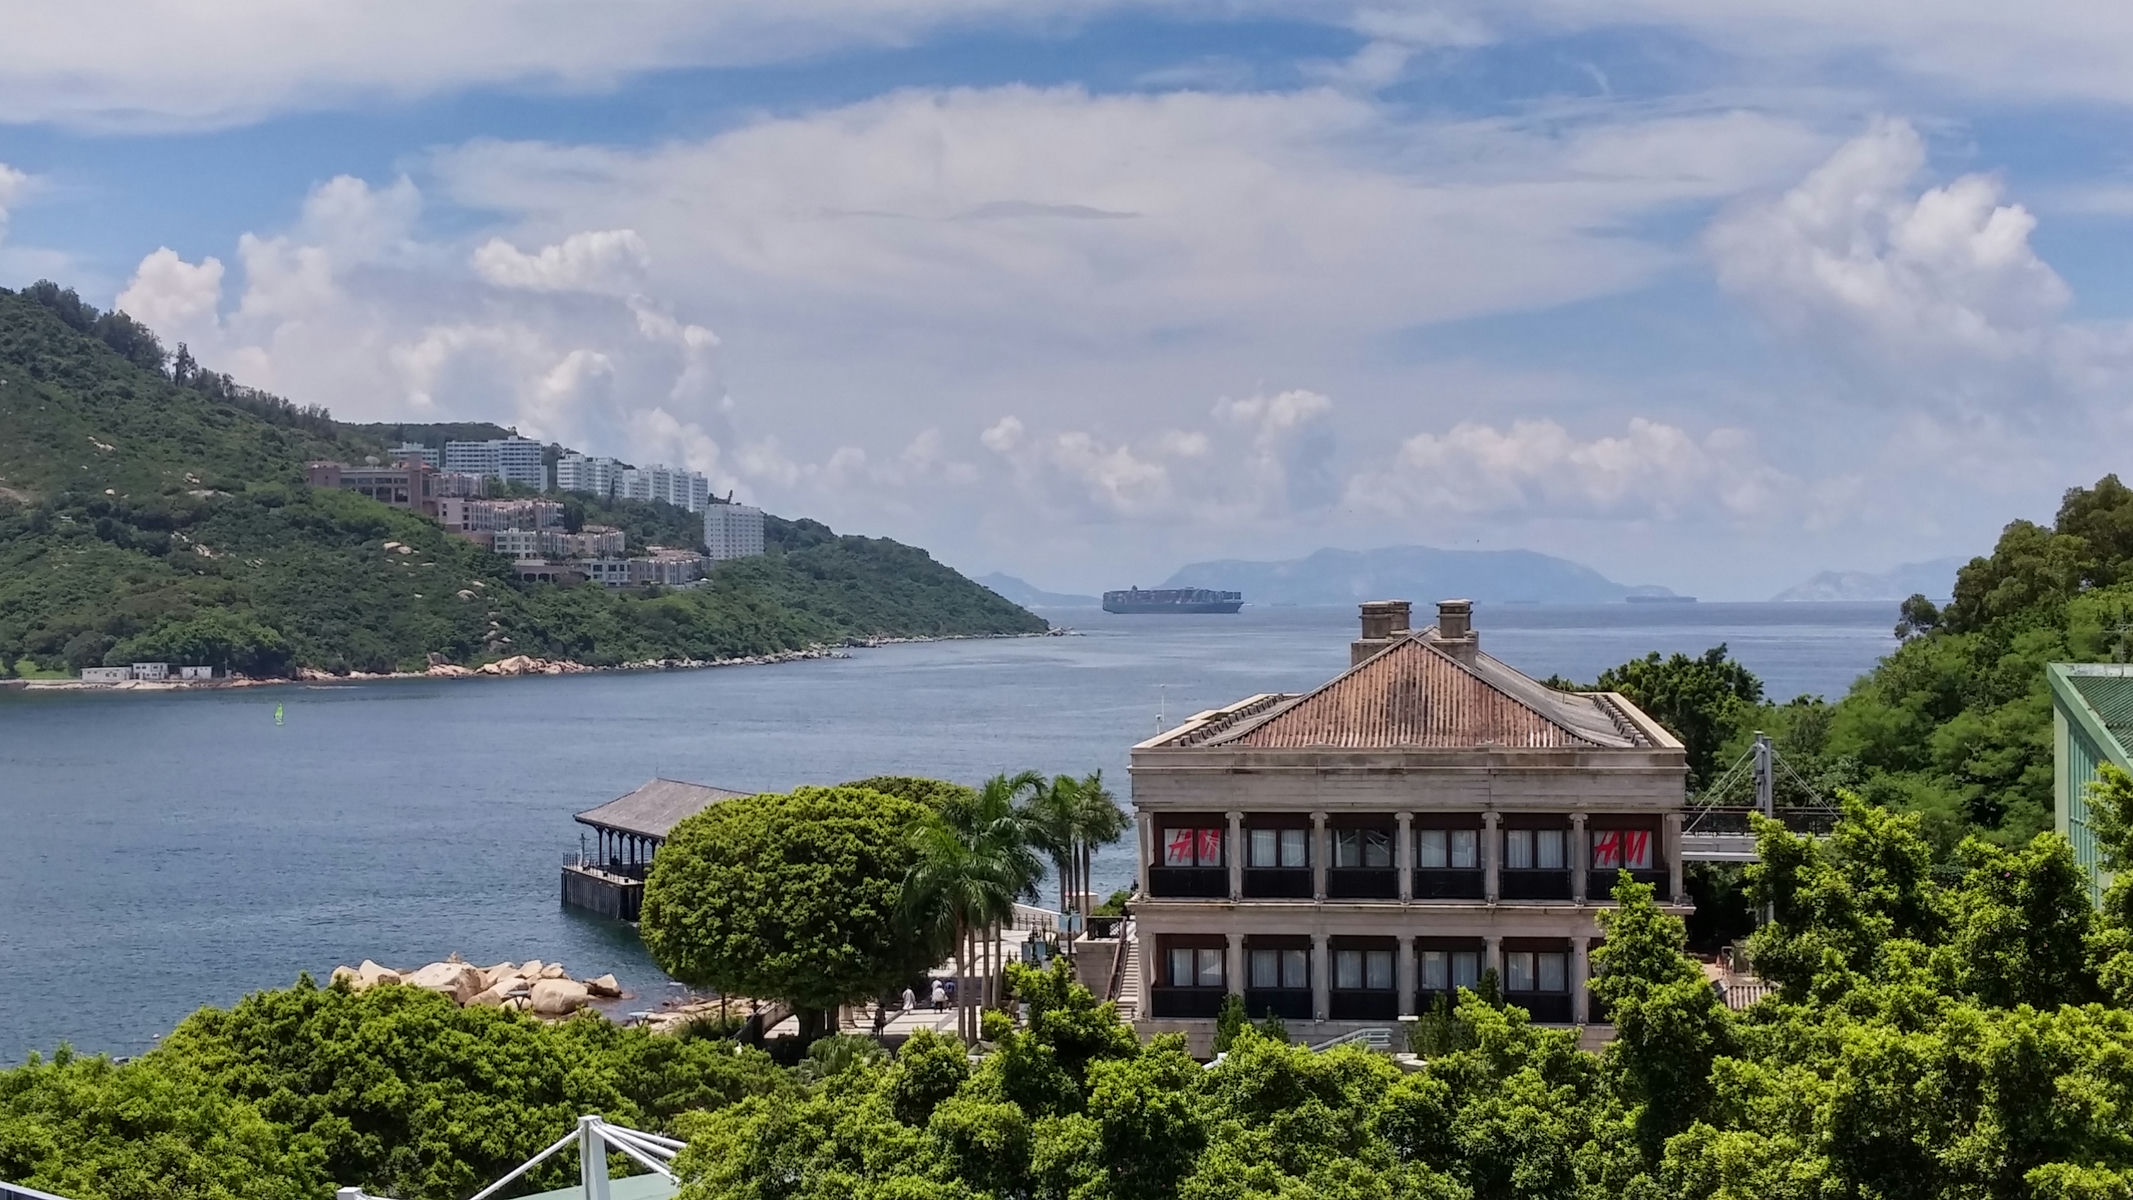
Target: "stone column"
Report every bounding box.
[1226,811,1245,901]
[1665,812,1685,903]
[1571,936,1591,1024]
[1397,934,1417,1018]
[1312,811,1329,901]
[1483,811,1501,903]
[1135,812,1153,894]
[1136,926,1153,1021]
[1311,932,1331,1022]
[1226,932,1245,998]
[1396,811,1414,902]
[1484,935,1502,982]
[1570,813,1588,905]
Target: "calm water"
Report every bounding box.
[0,601,1895,1058]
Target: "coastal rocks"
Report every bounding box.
[586,974,622,998]
[425,663,474,678]
[476,655,598,677]
[529,979,590,1016]
[404,961,485,1005]
[339,960,400,991]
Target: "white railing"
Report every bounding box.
[334,1115,684,1200]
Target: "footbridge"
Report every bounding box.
[1680,734,1841,863]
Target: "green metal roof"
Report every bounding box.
[2051,663,2133,763]
[515,1174,677,1200]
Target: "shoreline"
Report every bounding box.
[1,627,1073,694]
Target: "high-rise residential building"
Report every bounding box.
[617,464,712,512]
[443,437,549,491]
[703,503,765,560]
[556,453,624,499]
[1128,599,1690,1055]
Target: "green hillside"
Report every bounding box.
[0,283,1044,677]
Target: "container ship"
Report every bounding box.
[1102,587,1244,614]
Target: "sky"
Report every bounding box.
[4,3,2132,598]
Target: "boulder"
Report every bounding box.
[529,979,590,1016]
[480,962,517,989]
[538,962,567,980]
[329,964,359,989]
[355,960,401,990]
[468,980,524,1008]
[405,961,485,1005]
[586,974,622,998]
[519,959,545,980]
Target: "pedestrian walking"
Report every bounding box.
[930,980,946,1012]
[902,986,916,1013]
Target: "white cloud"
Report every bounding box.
[0,163,26,240]
[114,248,225,340]
[1346,416,1792,522]
[472,229,651,294]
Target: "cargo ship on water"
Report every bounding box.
[1102,587,1244,614]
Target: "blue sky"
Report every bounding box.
[4,1,2132,598]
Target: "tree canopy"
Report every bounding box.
[641,786,939,1038]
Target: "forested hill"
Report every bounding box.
[0,282,1044,677]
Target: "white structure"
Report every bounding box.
[79,666,130,684]
[581,559,636,588]
[130,662,170,681]
[555,454,623,499]
[618,464,711,512]
[444,437,549,491]
[333,1114,683,1200]
[631,551,708,586]
[703,503,765,561]
[179,665,214,681]
[491,526,626,561]
[390,442,440,468]
[436,498,565,536]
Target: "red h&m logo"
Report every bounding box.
[1592,829,1652,870]
[1165,829,1198,867]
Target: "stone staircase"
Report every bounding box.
[1111,923,1141,1021]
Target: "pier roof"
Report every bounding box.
[574,778,754,841]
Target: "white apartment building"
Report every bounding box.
[555,454,623,498]
[443,437,549,491]
[435,498,564,536]
[491,524,625,560]
[618,464,711,512]
[703,503,765,561]
[390,442,441,468]
[1129,600,1689,1055]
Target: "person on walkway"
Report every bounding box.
[930,980,946,1012]
[901,985,916,1013]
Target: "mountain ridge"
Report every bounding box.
[1770,557,1965,602]
[975,572,1099,608]
[1158,545,1678,606]
[0,281,1043,677]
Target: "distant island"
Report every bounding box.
[1158,545,1683,606]
[975,572,1099,608]
[0,281,1045,680]
[1770,557,1965,602]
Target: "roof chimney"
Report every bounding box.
[1436,598,1476,663]
[1352,600,1412,666]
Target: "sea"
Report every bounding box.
[0,601,1896,1060]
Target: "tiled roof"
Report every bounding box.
[574,778,756,841]
[1164,633,1649,751]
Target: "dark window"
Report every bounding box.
[1247,827,1309,868]
[1417,828,1480,869]
[1333,828,1393,868]
[1249,948,1309,989]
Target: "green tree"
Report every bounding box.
[1944,833,2098,1008]
[1024,771,1131,957]
[1593,876,1735,1160]
[642,786,938,1044]
[1213,993,1250,1055]
[1589,646,1764,790]
[904,772,1046,1042]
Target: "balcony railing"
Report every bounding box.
[1413,869,1486,900]
[1148,866,1228,899]
[1499,870,1573,901]
[1150,986,1228,1019]
[1244,987,1313,1021]
[1326,867,1398,900]
[1329,990,1398,1021]
[1242,868,1313,899]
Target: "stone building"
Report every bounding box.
[1128,599,1689,1054]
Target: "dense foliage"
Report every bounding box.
[0,979,787,1200]
[0,282,1043,676]
[641,786,941,1040]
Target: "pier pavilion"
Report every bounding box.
[562,778,753,921]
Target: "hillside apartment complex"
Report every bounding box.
[1129,599,1689,1053]
[2050,662,2133,906]
[556,453,713,512]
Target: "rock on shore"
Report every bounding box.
[329,955,629,1018]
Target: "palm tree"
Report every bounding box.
[1068,771,1130,934]
[1025,774,1084,936]
[906,771,1045,1041]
